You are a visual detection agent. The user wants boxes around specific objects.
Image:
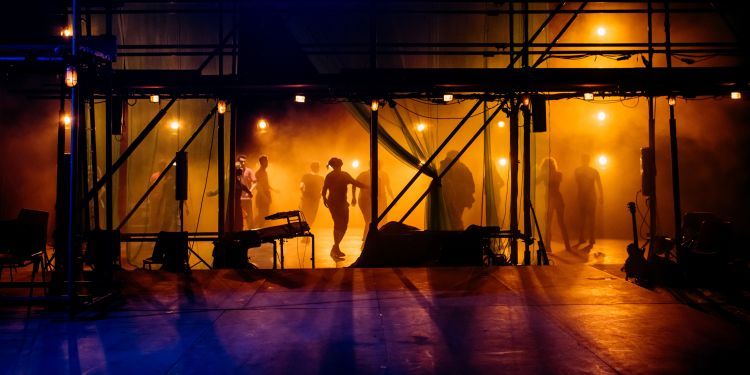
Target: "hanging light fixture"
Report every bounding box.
[371,100,379,111]
[150,95,160,103]
[731,92,742,100]
[443,94,453,102]
[217,100,227,114]
[60,26,73,38]
[294,95,306,103]
[668,97,676,106]
[65,66,78,87]
[584,93,594,100]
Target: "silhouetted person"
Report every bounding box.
[538,157,571,252]
[574,154,603,246]
[322,157,367,259]
[355,160,394,240]
[254,155,277,227]
[300,162,324,227]
[237,154,256,229]
[440,150,475,230]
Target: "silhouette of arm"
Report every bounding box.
[322,177,330,208]
[595,171,603,203]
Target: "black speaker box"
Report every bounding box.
[176,151,188,200]
[531,95,547,132]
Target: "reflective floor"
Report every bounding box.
[2,257,749,373]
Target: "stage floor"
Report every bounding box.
[2,263,749,373]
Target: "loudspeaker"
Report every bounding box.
[531,95,547,132]
[110,97,122,135]
[640,147,655,196]
[176,151,188,200]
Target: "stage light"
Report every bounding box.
[217,100,227,114]
[61,114,72,129]
[418,159,426,167]
[64,66,77,87]
[668,97,676,106]
[584,93,594,100]
[60,26,72,38]
[295,95,306,103]
[598,154,608,167]
[443,94,453,102]
[371,100,379,111]
[497,120,506,128]
[597,111,606,121]
[352,159,360,169]
[498,157,508,167]
[169,120,180,130]
[731,92,742,100]
[257,119,268,130]
[522,96,530,107]
[596,27,606,37]
[416,123,426,132]
[149,95,160,103]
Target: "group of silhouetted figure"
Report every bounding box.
[147,151,603,260]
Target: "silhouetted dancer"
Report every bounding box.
[355,160,393,241]
[574,154,603,247]
[537,157,572,252]
[300,162,324,228]
[439,150,475,230]
[322,157,367,259]
[237,154,256,229]
[253,155,277,227]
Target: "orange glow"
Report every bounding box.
[60,26,72,38]
[731,92,742,100]
[169,120,180,130]
[596,27,606,37]
[217,100,227,114]
[597,111,606,121]
[352,159,360,169]
[443,94,453,102]
[258,119,269,130]
[497,120,506,128]
[61,114,72,128]
[522,96,530,106]
[498,157,508,167]
[149,95,160,103]
[64,66,77,87]
[598,154,608,167]
[668,97,676,106]
[371,100,379,111]
[416,123,426,132]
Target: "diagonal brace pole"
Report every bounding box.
[86,97,176,202]
[509,1,566,68]
[399,101,505,224]
[376,99,483,225]
[117,106,217,230]
[532,1,588,68]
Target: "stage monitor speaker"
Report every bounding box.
[176,151,188,200]
[531,95,547,133]
[640,147,655,196]
[111,98,123,136]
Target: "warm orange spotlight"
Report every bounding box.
[169,120,180,130]
[416,123,426,132]
[596,27,606,37]
[443,94,453,102]
[497,120,506,128]
[371,100,379,111]
[61,114,72,128]
[217,100,227,114]
[668,97,676,106]
[257,119,269,130]
[584,93,594,101]
[352,159,360,169]
[598,154,608,167]
[597,111,606,121]
[60,26,72,38]
[522,96,530,107]
[731,92,742,100]
[149,95,160,103]
[294,95,306,103]
[65,66,77,87]
[498,157,508,167]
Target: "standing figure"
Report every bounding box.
[300,162,324,227]
[253,155,276,227]
[237,154,256,230]
[537,157,571,252]
[574,154,603,246]
[355,160,394,240]
[439,150,475,230]
[322,157,367,259]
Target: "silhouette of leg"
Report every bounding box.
[556,202,572,251]
[329,203,348,258]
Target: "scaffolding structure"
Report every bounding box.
[1,1,747,307]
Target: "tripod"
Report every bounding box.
[179,200,212,269]
[529,202,550,265]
